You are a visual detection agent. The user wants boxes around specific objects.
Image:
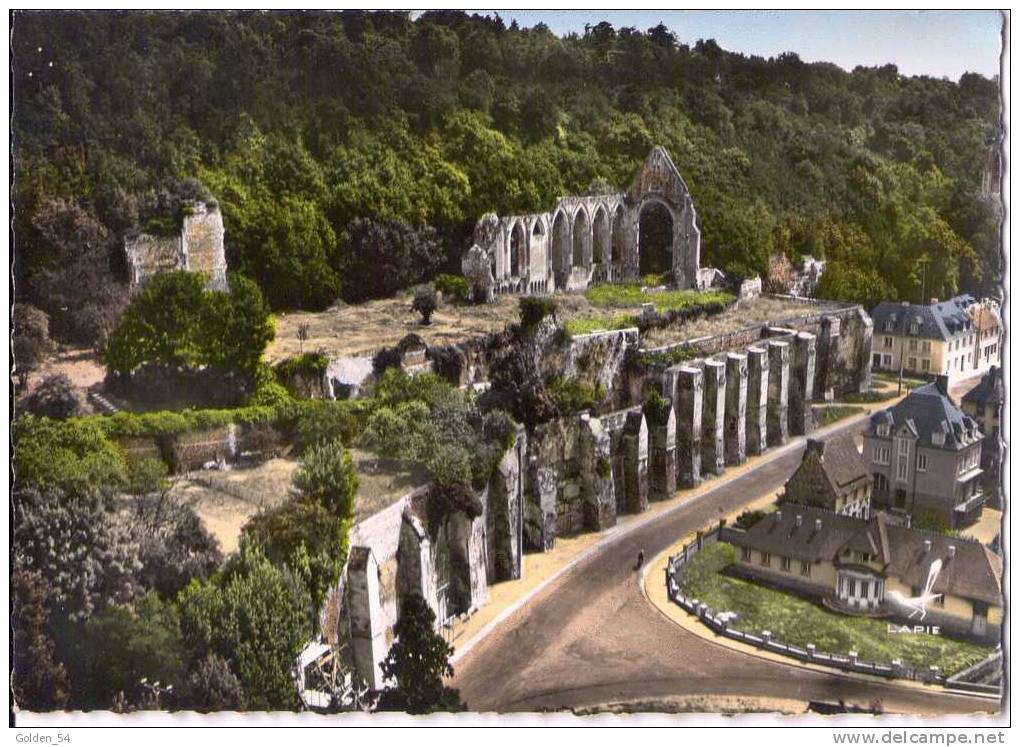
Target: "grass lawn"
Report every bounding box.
[837,389,899,404]
[678,543,993,675]
[813,404,866,426]
[873,371,927,390]
[584,284,734,313]
[564,313,638,336]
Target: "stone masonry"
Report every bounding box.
[767,340,790,446]
[745,346,769,456]
[701,360,726,476]
[724,353,748,466]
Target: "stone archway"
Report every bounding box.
[611,204,626,263]
[552,210,570,290]
[509,221,526,277]
[592,206,610,265]
[572,208,590,268]
[638,200,674,279]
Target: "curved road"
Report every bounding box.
[452,418,998,715]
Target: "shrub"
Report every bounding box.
[518,296,557,330]
[275,353,329,380]
[596,457,612,480]
[241,497,351,619]
[434,274,469,302]
[642,390,672,426]
[23,373,83,419]
[178,547,313,710]
[412,286,438,324]
[292,437,359,518]
[547,376,605,414]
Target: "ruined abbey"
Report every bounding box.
[462,147,703,301]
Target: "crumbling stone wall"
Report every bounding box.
[463,146,701,299]
[125,201,227,292]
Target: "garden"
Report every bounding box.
[677,543,993,675]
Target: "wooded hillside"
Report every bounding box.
[13,10,1002,342]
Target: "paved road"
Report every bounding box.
[452,418,998,715]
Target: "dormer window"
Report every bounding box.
[909,322,919,335]
[932,431,945,447]
[884,321,895,332]
[877,423,890,437]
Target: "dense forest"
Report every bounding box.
[12,10,1002,348]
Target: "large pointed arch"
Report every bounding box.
[592,205,611,266]
[572,205,590,267]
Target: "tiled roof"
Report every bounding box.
[885,525,1003,607]
[729,505,1002,606]
[962,366,1003,410]
[870,295,975,341]
[869,379,982,449]
[815,435,871,491]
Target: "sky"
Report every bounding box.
[471,10,1003,81]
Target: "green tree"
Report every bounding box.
[178,547,313,710]
[12,568,70,711]
[292,437,360,518]
[376,593,465,714]
[103,270,207,374]
[241,498,351,622]
[66,594,188,710]
[197,274,275,379]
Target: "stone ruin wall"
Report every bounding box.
[338,429,526,690]
[125,202,228,292]
[182,203,229,291]
[463,147,702,302]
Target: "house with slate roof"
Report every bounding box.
[962,365,1003,509]
[783,435,872,519]
[723,504,1002,643]
[870,295,1001,385]
[864,375,985,528]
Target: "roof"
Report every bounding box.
[809,435,871,493]
[729,505,1002,606]
[729,505,877,564]
[869,378,982,449]
[962,366,1003,410]
[885,525,1003,607]
[870,295,975,341]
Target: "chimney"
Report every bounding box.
[795,515,803,527]
[947,545,957,558]
[924,539,933,554]
[775,510,783,523]
[934,375,950,396]
[901,300,910,307]
[930,298,938,305]
[806,439,825,458]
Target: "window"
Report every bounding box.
[909,322,919,334]
[922,341,932,353]
[933,593,945,608]
[897,438,910,456]
[917,453,928,472]
[921,359,931,372]
[884,321,894,332]
[896,459,908,482]
[909,339,918,352]
[760,552,771,567]
[781,556,791,572]
[908,357,917,370]
[873,445,890,464]
[741,547,751,562]
[800,561,811,577]
[883,336,894,349]
[882,354,893,367]
[932,431,945,447]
